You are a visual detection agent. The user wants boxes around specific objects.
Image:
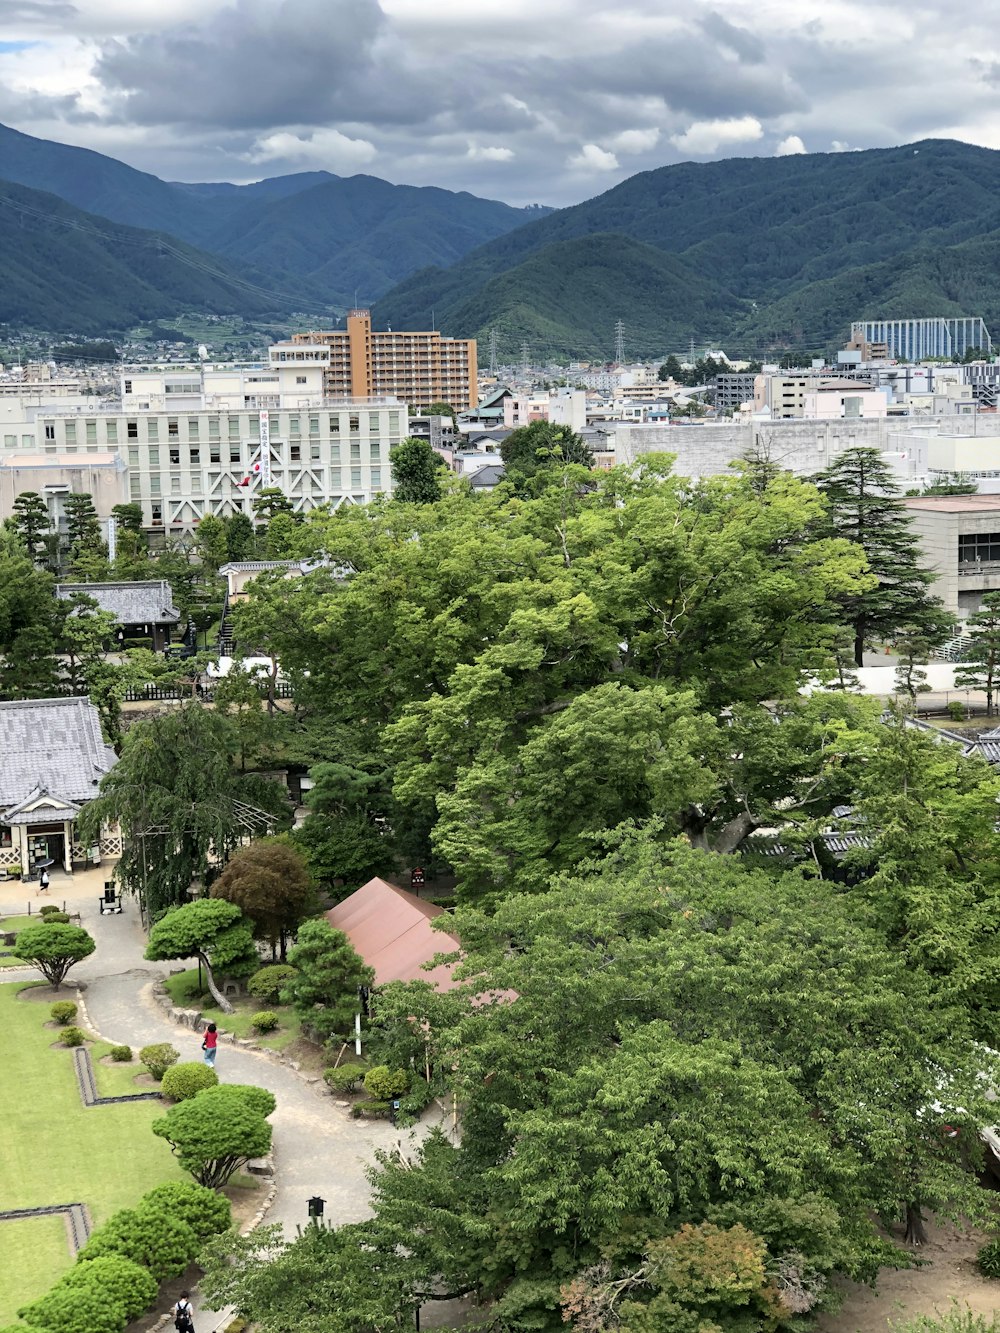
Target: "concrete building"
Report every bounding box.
[852,317,992,361]
[283,309,477,412]
[0,452,128,531]
[904,494,1000,618]
[715,373,757,413]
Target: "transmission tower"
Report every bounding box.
[614,319,625,365]
[520,341,530,377]
[488,328,499,377]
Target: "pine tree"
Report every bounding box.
[12,491,51,562]
[816,447,950,666]
[954,592,1000,715]
[63,493,107,576]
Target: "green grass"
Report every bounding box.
[0,1214,71,1323]
[0,916,35,931]
[0,981,186,1319]
[162,968,304,1051]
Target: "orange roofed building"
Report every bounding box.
[324,876,462,992]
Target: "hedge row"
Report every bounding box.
[12,1182,231,1333]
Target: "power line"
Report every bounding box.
[488,328,499,377]
[613,319,625,365]
[520,341,530,376]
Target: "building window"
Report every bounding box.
[289,416,300,434]
[129,476,141,498]
[369,414,380,432]
[210,445,221,464]
[106,422,118,442]
[149,447,160,465]
[351,467,362,488]
[959,533,1000,564]
[44,424,55,440]
[209,418,220,437]
[151,503,162,524]
[349,415,359,432]
[309,415,319,434]
[230,444,241,463]
[388,412,399,431]
[171,476,181,494]
[329,415,340,433]
[369,442,381,462]
[371,468,381,487]
[190,447,200,463]
[350,441,361,462]
[296,375,307,384]
[290,443,301,462]
[229,417,240,439]
[128,447,140,465]
[148,420,159,442]
[310,441,321,461]
[86,421,97,443]
[168,418,179,437]
[150,475,161,495]
[170,448,180,465]
[124,380,132,394]
[188,419,200,440]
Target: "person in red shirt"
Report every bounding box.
[202,1023,218,1067]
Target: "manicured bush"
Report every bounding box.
[351,1100,392,1119]
[110,1044,132,1062]
[139,1043,180,1080]
[250,1010,278,1033]
[38,905,62,917]
[20,1283,127,1333]
[247,963,298,1005]
[60,1254,157,1321]
[161,1061,219,1101]
[76,1204,198,1281]
[41,912,70,924]
[141,1181,232,1240]
[50,1001,77,1026]
[13,923,95,989]
[978,1237,1000,1278]
[324,1063,367,1093]
[947,700,966,722]
[363,1065,410,1101]
[60,1026,86,1048]
[204,1082,276,1118]
[152,1084,275,1188]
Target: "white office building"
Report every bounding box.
[851,317,992,362]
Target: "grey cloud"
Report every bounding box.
[699,12,765,65]
[0,0,76,21]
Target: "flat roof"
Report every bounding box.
[904,495,1000,513]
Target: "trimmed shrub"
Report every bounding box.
[60,1026,86,1048]
[247,964,297,1005]
[59,1255,157,1321]
[351,1100,392,1119]
[76,1204,197,1281]
[202,1082,276,1118]
[250,1010,278,1033]
[324,1063,366,1094]
[19,1284,126,1333]
[50,1001,77,1026]
[161,1062,219,1101]
[38,905,62,917]
[110,1045,132,1062]
[139,1043,180,1081]
[978,1238,1000,1278]
[141,1181,231,1241]
[152,1085,274,1189]
[363,1065,410,1101]
[41,912,70,925]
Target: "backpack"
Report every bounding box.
[175,1301,193,1331]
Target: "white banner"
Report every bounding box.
[259,410,272,486]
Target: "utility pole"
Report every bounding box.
[488,328,499,377]
[689,335,696,365]
[614,319,625,365]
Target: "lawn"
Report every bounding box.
[0,981,186,1321]
[0,917,36,931]
[163,968,304,1052]
[0,1215,70,1322]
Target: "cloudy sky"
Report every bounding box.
[2,0,1000,206]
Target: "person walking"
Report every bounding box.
[201,1022,218,1067]
[37,868,49,895]
[172,1291,195,1333]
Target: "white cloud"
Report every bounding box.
[831,140,852,152]
[609,126,660,154]
[670,115,762,155]
[467,143,514,161]
[775,134,806,156]
[246,128,377,169]
[567,142,619,171]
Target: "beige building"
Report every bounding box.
[283,309,478,412]
[904,494,1000,618]
[0,452,128,530]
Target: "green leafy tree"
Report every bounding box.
[252,488,296,524]
[111,502,144,536]
[140,1181,232,1239]
[213,664,277,770]
[225,512,258,561]
[816,447,951,665]
[499,420,592,481]
[658,355,684,382]
[152,1084,275,1188]
[389,437,445,503]
[264,510,301,558]
[19,1283,127,1333]
[60,1255,158,1321]
[210,839,314,960]
[112,528,151,581]
[282,919,374,1044]
[13,923,96,989]
[0,529,61,697]
[194,514,229,573]
[78,703,289,918]
[63,492,108,577]
[426,400,458,428]
[955,592,1000,714]
[145,898,259,1013]
[293,761,395,896]
[12,491,50,562]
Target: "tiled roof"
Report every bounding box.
[55,581,179,626]
[0,697,117,813]
[468,464,507,488]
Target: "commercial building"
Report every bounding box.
[715,373,757,413]
[281,309,478,412]
[904,494,1000,618]
[0,452,128,532]
[851,317,992,362]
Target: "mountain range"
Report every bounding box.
[3,123,1000,357]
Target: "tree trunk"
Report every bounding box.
[711,811,759,855]
[854,624,865,669]
[904,1201,928,1246]
[199,950,235,1013]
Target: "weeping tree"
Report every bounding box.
[77,703,290,919]
[145,899,259,1013]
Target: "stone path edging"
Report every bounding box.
[0,1203,92,1256]
[73,1046,163,1107]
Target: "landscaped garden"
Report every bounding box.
[0,980,186,1324]
[162,967,305,1054]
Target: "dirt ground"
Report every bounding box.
[818,1219,1000,1333]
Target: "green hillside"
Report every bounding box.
[375,139,1000,357]
[0,180,288,334]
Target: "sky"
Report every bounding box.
[2,0,1000,207]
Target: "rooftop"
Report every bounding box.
[903,495,1000,513]
[55,580,180,626]
[326,876,460,991]
[0,697,117,812]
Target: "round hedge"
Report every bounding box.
[138,1043,179,1080]
[60,1255,157,1321]
[251,1010,278,1033]
[324,1063,366,1093]
[76,1205,198,1282]
[60,1027,86,1048]
[161,1061,219,1101]
[247,964,297,1005]
[20,1284,127,1333]
[49,1001,77,1026]
[141,1181,232,1240]
[110,1044,132,1062]
[364,1065,410,1101]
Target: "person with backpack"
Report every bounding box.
[201,1022,218,1067]
[173,1292,194,1333]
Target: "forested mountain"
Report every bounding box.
[0,179,282,333]
[375,139,1000,357]
[0,122,550,309]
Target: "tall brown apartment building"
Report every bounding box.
[283,309,477,411]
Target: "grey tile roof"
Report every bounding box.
[217,561,301,574]
[468,464,507,489]
[55,581,180,626]
[0,697,117,815]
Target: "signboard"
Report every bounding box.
[259,411,272,486]
[410,867,425,889]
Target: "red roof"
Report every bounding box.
[325,877,461,991]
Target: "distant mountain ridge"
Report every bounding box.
[374,139,1000,358]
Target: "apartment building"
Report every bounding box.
[280,309,477,412]
[851,317,992,361]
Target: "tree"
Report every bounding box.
[152,1084,275,1189]
[59,1254,158,1322]
[658,355,684,382]
[210,840,314,960]
[225,512,258,561]
[213,664,277,770]
[111,502,145,536]
[19,1283,127,1333]
[390,437,444,503]
[955,592,1000,714]
[77,703,289,918]
[0,528,61,698]
[145,898,259,1013]
[816,447,951,665]
[426,401,457,428]
[63,492,107,576]
[12,492,50,562]
[499,420,592,481]
[292,761,395,896]
[282,919,374,1044]
[194,514,229,573]
[264,510,301,558]
[13,923,96,989]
